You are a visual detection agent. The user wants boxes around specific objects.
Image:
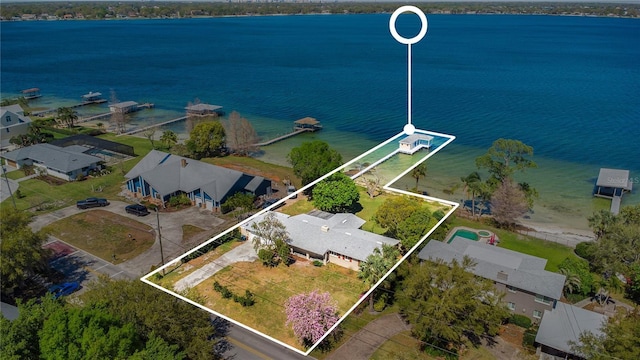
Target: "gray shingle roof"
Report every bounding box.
[418,237,565,299]
[2,143,101,172]
[246,212,399,262]
[125,150,264,202]
[535,302,607,356]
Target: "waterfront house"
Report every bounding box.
[399,133,434,154]
[241,211,400,271]
[124,150,272,211]
[535,302,607,359]
[1,143,102,181]
[418,237,565,321]
[0,105,33,149]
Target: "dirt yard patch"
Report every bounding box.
[43,210,155,264]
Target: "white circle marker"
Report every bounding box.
[404,123,416,135]
[389,6,428,135]
[389,5,428,45]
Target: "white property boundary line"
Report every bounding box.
[140,129,457,356]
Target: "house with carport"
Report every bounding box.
[418,237,566,321]
[124,150,272,211]
[1,143,102,181]
[241,211,400,271]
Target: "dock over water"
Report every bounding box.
[118,116,188,136]
[254,117,322,146]
[593,168,633,215]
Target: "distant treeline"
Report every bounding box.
[1,2,638,20]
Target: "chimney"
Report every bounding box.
[321,225,329,232]
[497,271,508,281]
[181,159,187,168]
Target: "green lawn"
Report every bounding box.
[451,217,577,272]
[3,169,26,180]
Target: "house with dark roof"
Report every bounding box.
[1,143,102,181]
[418,237,566,321]
[124,150,272,211]
[535,302,607,359]
[0,104,32,149]
[241,211,400,271]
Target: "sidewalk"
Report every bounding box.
[326,313,410,360]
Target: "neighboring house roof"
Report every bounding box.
[0,301,19,321]
[125,150,267,201]
[1,105,31,128]
[399,133,434,145]
[418,237,565,299]
[246,211,399,262]
[1,143,101,172]
[535,302,607,357]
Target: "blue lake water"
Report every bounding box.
[1,14,639,230]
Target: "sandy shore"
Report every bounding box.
[517,220,595,248]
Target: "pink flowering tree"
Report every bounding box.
[285,290,339,346]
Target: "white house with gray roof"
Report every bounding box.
[124,150,271,211]
[535,302,607,359]
[0,104,32,149]
[241,211,400,271]
[1,143,102,181]
[418,237,566,321]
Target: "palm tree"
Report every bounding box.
[461,171,483,217]
[56,107,78,129]
[160,130,178,150]
[559,268,581,296]
[411,163,427,191]
[358,244,399,312]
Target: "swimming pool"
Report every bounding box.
[448,229,479,243]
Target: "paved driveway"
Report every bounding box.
[174,241,257,292]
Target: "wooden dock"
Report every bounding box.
[254,128,312,146]
[32,99,108,117]
[118,116,188,136]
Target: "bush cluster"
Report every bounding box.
[509,314,532,329]
[213,281,255,307]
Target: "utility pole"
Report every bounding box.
[155,207,165,275]
[1,165,17,210]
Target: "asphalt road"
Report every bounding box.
[225,323,311,360]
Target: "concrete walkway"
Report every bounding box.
[326,313,410,360]
[174,241,257,292]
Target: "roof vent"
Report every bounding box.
[321,225,329,232]
[497,271,508,281]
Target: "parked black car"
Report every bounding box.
[76,197,109,209]
[125,204,150,216]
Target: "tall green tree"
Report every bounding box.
[160,130,178,150]
[287,140,342,186]
[395,208,433,251]
[0,209,51,296]
[251,213,291,266]
[186,121,225,159]
[373,196,422,238]
[80,278,224,360]
[460,171,485,218]
[312,172,359,213]
[475,138,537,184]
[396,257,509,350]
[56,107,78,129]
[410,163,427,191]
[358,244,400,312]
